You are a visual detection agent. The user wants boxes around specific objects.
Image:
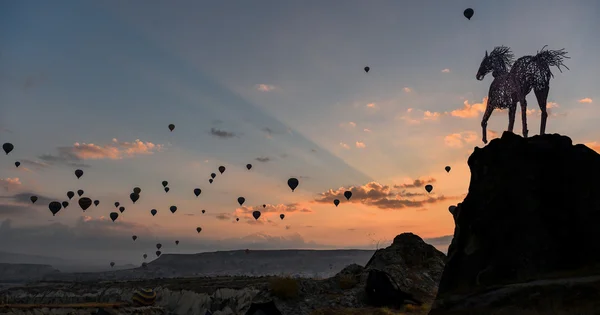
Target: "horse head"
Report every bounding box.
[476,50,492,81]
[476,46,514,81]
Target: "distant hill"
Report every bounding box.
[44,249,376,281]
[0,251,131,273]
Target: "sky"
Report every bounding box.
[1,0,599,265]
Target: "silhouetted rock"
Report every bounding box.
[364,233,446,303]
[430,132,600,314]
[0,263,59,282]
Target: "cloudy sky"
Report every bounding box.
[1,0,598,264]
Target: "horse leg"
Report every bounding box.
[534,87,550,135]
[481,105,494,144]
[521,98,528,138]
[508,104,516,133]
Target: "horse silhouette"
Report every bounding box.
[476,46,569,144]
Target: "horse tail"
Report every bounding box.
[534,46,571,77]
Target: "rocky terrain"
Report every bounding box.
[0,233,444,314]
[430,132,600,314]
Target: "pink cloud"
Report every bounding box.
[339,142,350,149]
[450,98,487,118]
[255,84,275,92]
[441,68,451,73]
[578,98,593,104]
[355,141,366,149]
[1,177,21,191]
[444,131,478,148]
[67,138,163,160]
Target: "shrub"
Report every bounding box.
[268,276,299,300]
[337,274,359,290]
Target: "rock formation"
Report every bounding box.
[429,132,600,314]
[0,263,60,282]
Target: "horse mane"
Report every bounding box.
[489,46,515,70]
[534,45,570,74]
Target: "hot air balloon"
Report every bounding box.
[425,184,433,193]
[201,209,205,214]
[246,164,252,170]
[287,178,299,192]
[67,191,75,200]
[164,187,169,193]
[156,251,161,257]
[333,199,340,207]
[263,204,266,208]
[236,218,240,222]
[110,262,115,268]
[364,66,370,73]
[464,8,474,20]
[109,212,118,222]
[78,197,92,211]
[114,202,120,208]
[196,227,202,233]
[74,169,83,179]
[119,206,125,213]
[143,254,147,259]
[2,143,14,155]
[15,161,20,168]
[280,214,285,220]
[133,187,141,194]
[77,189,84,197]
[168,124,175,132]
[237,197,245,206]
[445,166,451,173]
[61,201,69,208]
[162,181,168,187]
[48,201,61,216]
[156,243,162,250]
[169,206,177,213]
[194,188,201,197]
[175,240,179,245]
[132,235,138,241]
[141,262,148,268]
[93,200,100,206]
[218,166,226,174]
[30,196,38,204]
[130,193,140,203]
[151,209,157,216]
[252,210,261,220]
[210,173,216,179]
[209,179,213,184]
[343,191,352,200]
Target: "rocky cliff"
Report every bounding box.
[429,132,600,314]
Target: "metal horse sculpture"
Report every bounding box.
[476,45,570,144]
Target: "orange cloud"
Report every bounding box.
[255,84,275,92]
[235,203,312,220]
[396,108,420,125]
[355,141,366,149]
[450,98,487,118]
[393,177,436,189]
[314,180,459,210]
[423,111,442,121]
[68,138,163,160]
[1,178,21,191]
[366,103,377,109]
[340,142,350,149]
[444,131,478,148]
[578,98,593,104]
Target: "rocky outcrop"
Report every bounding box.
[0,263,60,282]
[430,132,600,314]
[364,233,446,303]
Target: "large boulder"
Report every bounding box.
[430,132,600,314]
[364,232,446,304]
